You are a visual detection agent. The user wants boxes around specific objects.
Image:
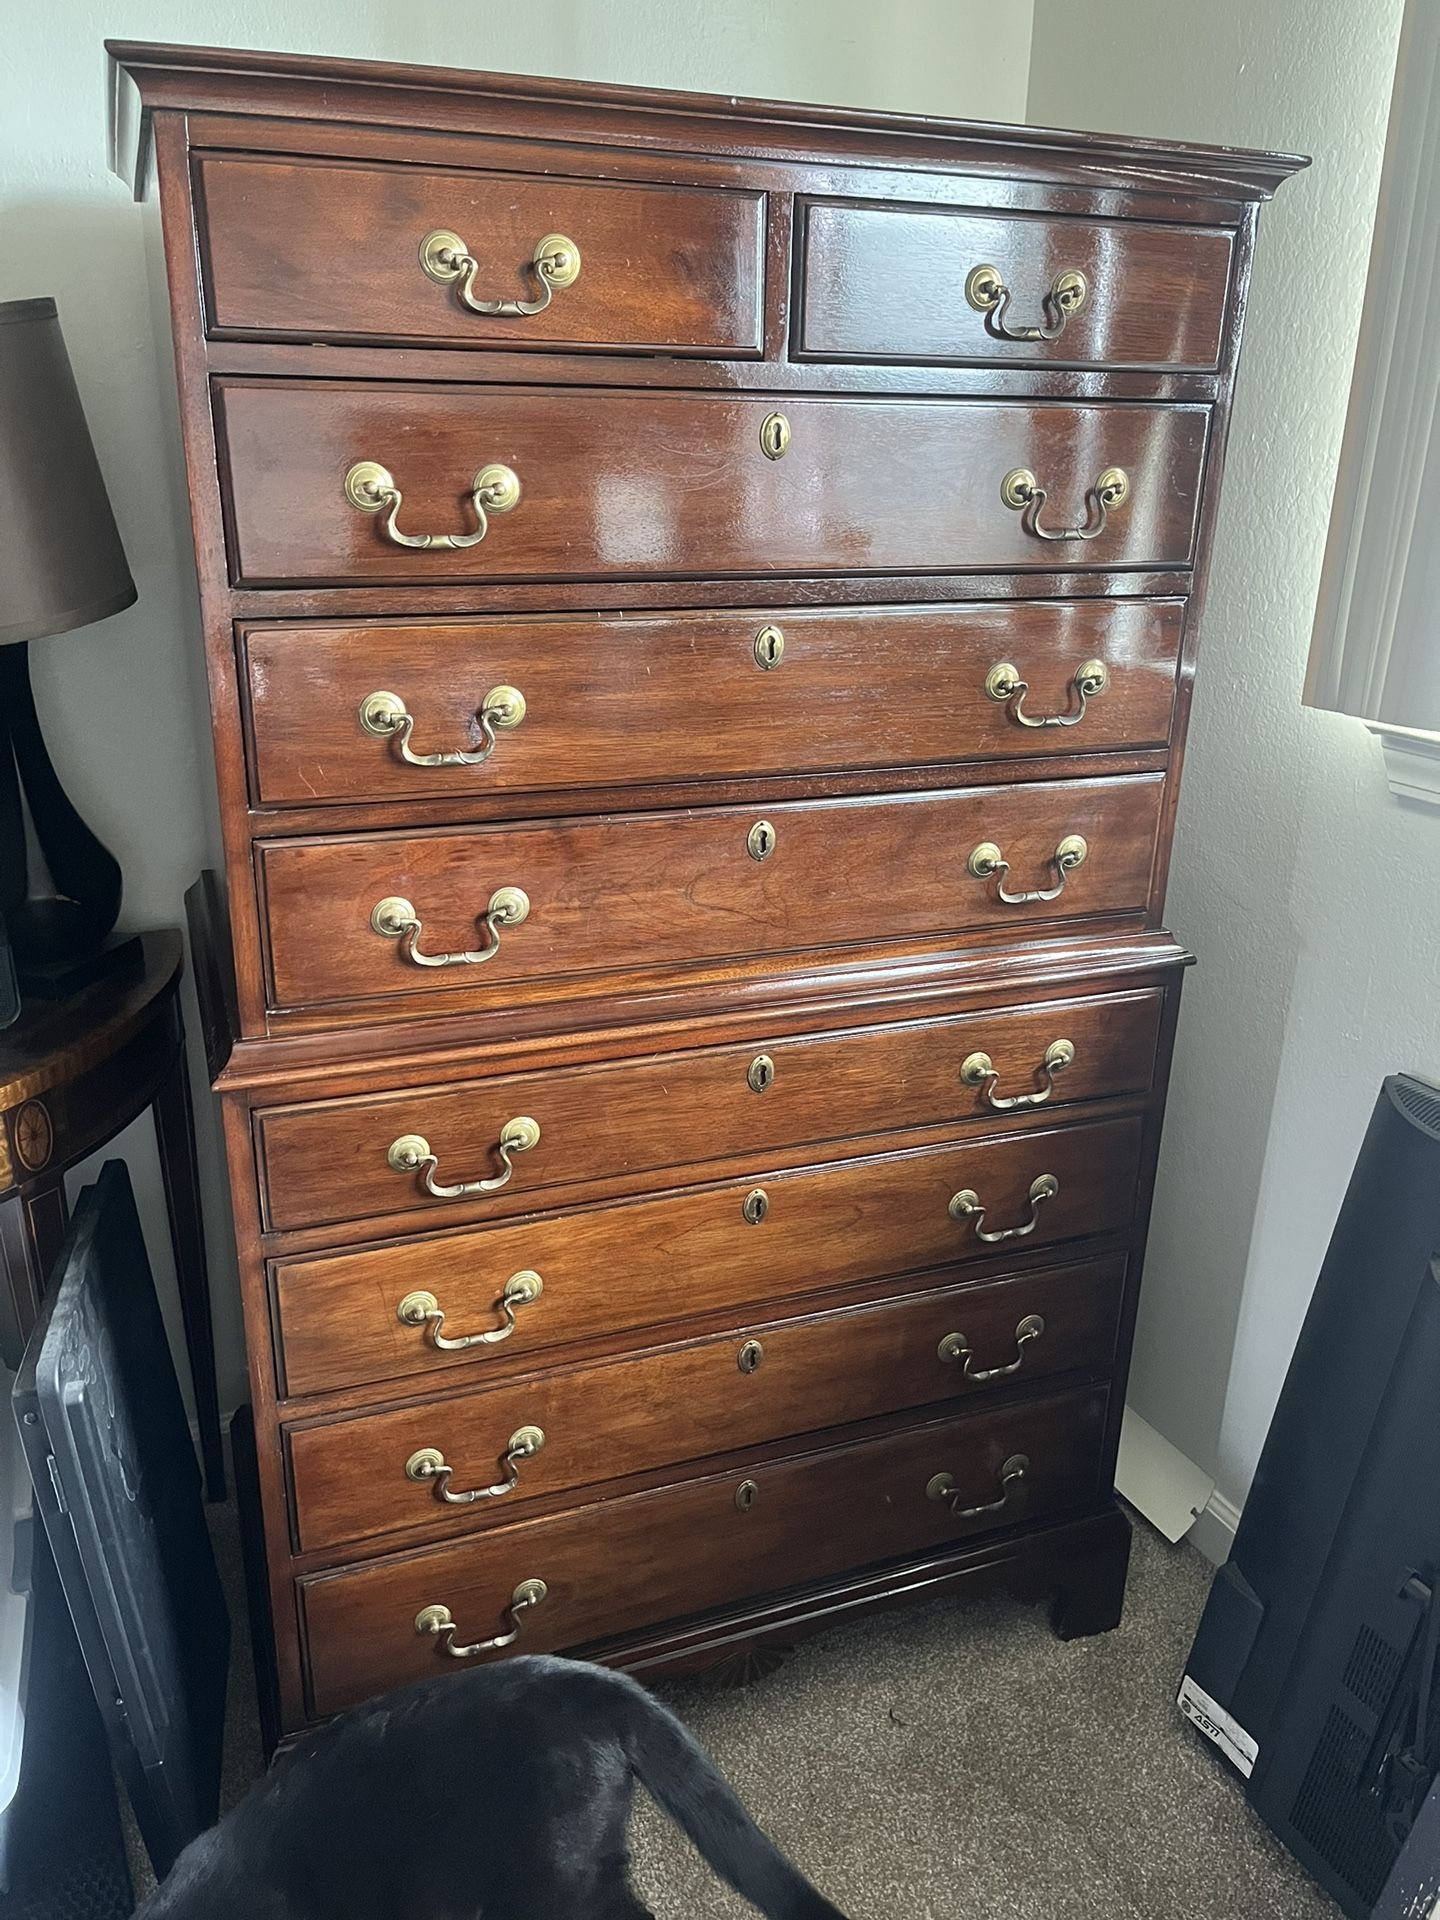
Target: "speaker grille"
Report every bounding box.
[1395,1076,1440,1138]
[1289,1705,1400,1906]
[1343,1623,1405,1715]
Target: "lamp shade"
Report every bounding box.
[0,298,136,646]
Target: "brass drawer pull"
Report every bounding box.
[397,1271,542,1351]
[985,657,1109,728]
[405,1427,546,1505]
[949,1173,1059,1243]
[968,835,1087,906]
[345,459,520,550]
[371,885,530,968]
[961,1038,1075,1110]
[938,1315,1045,1382]
[927,1454,1029,1519]
[388,1117,541,1199]
[965,263,1088,341]
[421,228,581,316]
[359,685,526,767]
[414,1579,548,1659]
[1000,465,1129,542]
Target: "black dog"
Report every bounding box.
[138,1656,849,1919]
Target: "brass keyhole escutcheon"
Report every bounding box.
[747,820,776,862]
[748,1054,775,1093]
[738,1339,765,1374]
[735,1478,760,1511]
[759,412,791,460]
[754,624,786,670]
[743,1188,769,1225]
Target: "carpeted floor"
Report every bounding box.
[181,1511,1338,1917]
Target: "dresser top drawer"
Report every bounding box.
[195,154,766,356]
[215,384,1210,588]
[796,200,1233,370]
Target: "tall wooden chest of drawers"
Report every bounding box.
[109,42,1304,1740]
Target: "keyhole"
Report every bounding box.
[759,411,791,460]
[747,819,776,862]
[747,1054,775,1093]
[753,625,785,670]
[743,1188,769,1225]
[735,1479,760,1511]
[737,1339,764,1374]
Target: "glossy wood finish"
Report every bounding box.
[241,599,1186,808]
[260,776,1166,1018]
[215,383,1210,586]
[111,39,1303,1737]
[272,1113,1145,1400]
[288,1257,1126,1551]
[196,154,766,355]
[300,1383,1109,1715]
[257,988,1162,1232]
[796,201,1233,369]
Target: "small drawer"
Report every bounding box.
[272,1112,1145,1398]
[299,1384,1109,1716]
[195,154,765,356]
[257,989,1163,1233]
[287,1255,1126,1552]
[795,199,1233,369]
[257,775,1165,1020]
[240,598,1185,808]
[214,382,1209,587]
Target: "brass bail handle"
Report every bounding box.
[949,1173,1060,1244]
[344,459,521,551]
[938,1315,1046,1382]
[927,1454,1030,1519]
[414,1579,549,1659]
[388,1116,541,1200]
[406,1426,546,1505]
[985,658,1109,728]
[397,1271,543,1351]
[421,229,581,316]
[961,1038,1076,1111]
[968,835,1088,906]
[1000,465,1129,542]
[965,263,1089,341]
[359,685,527,768]
[370,885,530,968]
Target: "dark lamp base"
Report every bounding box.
[17,931,144,1000]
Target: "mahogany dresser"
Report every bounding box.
[108,42,1305,1741]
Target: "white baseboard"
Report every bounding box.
[1188,1490,1242,1566]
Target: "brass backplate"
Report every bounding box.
[753,624,785,669]
[747,1053,775,1092]
[737,1339,765,1374]
[747,819,777,862]
[759,411,791,460]
[742,1187,769,1225]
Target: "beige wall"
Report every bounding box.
[0,2,1034,1410]
[1028,0,1429,1517]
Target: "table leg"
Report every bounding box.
[153,1039,226,1500]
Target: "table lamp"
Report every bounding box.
[0,298,138,1017]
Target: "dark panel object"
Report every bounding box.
[13,1160,228,1877]
[1182,1075,1440,1918]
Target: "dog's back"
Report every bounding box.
[139,1657,846,1920]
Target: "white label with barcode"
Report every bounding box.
[1178,1674,1258,1778]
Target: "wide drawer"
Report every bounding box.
[241,598,1185,808]
[215,383,1210,586]
[796,199,1233,368]
[300,1384,1109,1715]
[288,1255,1127,1552]
[257,989,1163,1233]
[272,1113,1146,1398]
[258,775,1166,1016]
